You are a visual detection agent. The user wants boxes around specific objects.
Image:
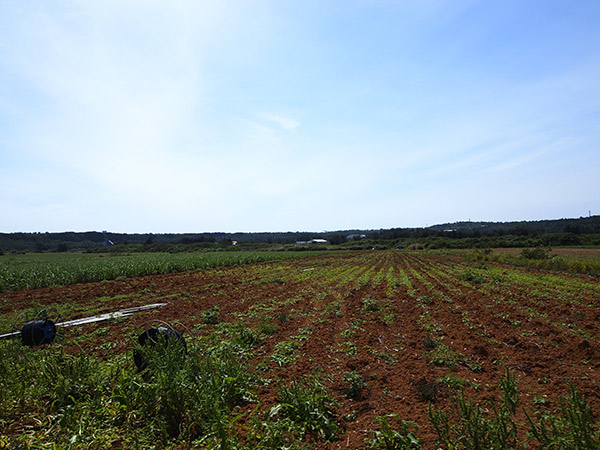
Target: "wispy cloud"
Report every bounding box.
[258,112,301,131]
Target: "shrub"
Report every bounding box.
[460,270,486,284]
[521,247,551,260]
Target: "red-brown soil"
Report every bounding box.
[2,250,600,448]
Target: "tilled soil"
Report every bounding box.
[2,250,600,448]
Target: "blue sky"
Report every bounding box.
[1,0,599,233]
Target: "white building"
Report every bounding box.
[296,239,328,245]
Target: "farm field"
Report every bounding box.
[1,250,600,448]
[0,250,327,292]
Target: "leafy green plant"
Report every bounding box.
[272,377,340,441]
[270,340,300,366]
[382,312,397,325]
[341,327,356,339]
[367,414,421,449]
[342,371,367,399]
[362,298,380,312]
[35,346,106,408]
[436,373,467,391]
[258,319,279,336]
[234,323,263,348]
[200,305,220,324]
[245,412,311,449]
[321,299,342,317]
[416,295,433,305]
[426,343,460,369]
[113,338,257,444]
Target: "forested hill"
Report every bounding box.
[427,216,600,235]
[0,215,599,252]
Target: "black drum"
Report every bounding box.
[133,326,187,371]
[21,319,57,346]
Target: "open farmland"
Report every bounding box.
[1,250,600,448]
[0,251,327,292]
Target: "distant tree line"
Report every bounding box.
[0,216,599,253]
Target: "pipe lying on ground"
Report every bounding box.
[0,303,168,342]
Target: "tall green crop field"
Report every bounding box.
[0,251,324,292]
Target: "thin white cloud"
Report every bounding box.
[258,112,301,131]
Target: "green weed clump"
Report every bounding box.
[525,383,600,449]
[429,368,520,449]
[0,337,258,448]
[429,368,600,449]
[271,377,340,441]
[426,343,461,369]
